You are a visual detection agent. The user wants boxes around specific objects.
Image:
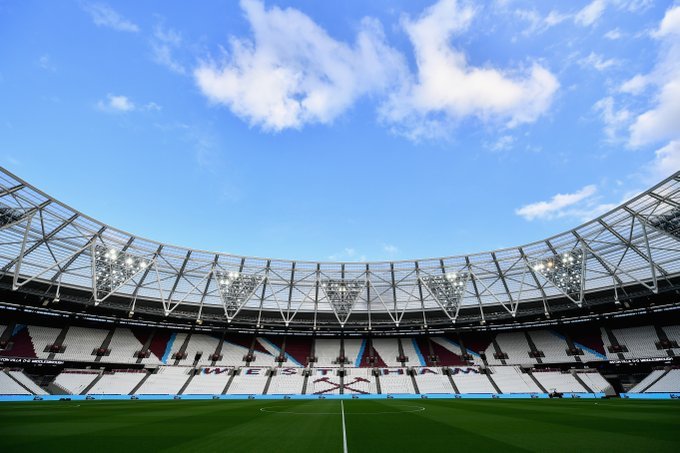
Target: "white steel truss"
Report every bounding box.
[0,166,679,328]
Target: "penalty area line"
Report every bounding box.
[341,400,348,453]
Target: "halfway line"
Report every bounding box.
[341,400,348,453]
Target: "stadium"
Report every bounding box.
[3,1,680,452]
[0,166,679,450]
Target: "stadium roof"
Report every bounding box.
[1,166,680,330]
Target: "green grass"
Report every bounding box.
[0,399,678,452]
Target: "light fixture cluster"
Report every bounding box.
[215,271,262,317]
[648,207,680,239]
[0,205,24,227]
[94,245,148,297]
[421,272,469,316]
[321,279,363,318]
[532,250,583,297]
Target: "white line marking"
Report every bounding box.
[259,405,426,415]
[341,400,348,453]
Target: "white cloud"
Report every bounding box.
[645,140,680,182]
[515,185,597,220]
[629,5,680,147]
[514,9,569,35]
[575,0,606,27]
[37,54,56,72]
[619,74,648,94]
[594,97,631,142]
[383,244,399,255]
[83,3,139,33]
[604,28,624,40]
[488,135,515,151]
[97,94,160,113]
[151,24,186,75]
[579,52,619,71]
[194,0,405,131]
[380,0,559,140]
[328,247,367,262]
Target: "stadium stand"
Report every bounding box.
[613,326,668,359]
[308,369,341,394]
[430,337,468,366]
[213,337,250,367]
[314,339,341,367]
[532,370,588,393]
[52,369,100,395]
[450,367,497,393]
[106,328,148,364]
[372,339,402,367]
[489,366,542,393]
[0,371,31,395]
[88,370,147,395]
[413,367,454,393]
[645,369,680,393]
[343,367,378,394]
[528,330,573,364]
[283,337,311,367]
[59,326,109,362]
[575,370,614,394]
[7,370,48,395]
[266,368,305,395]
[378,368,415,394]
[182,368,232,395]
[175,334,219,366]
[28,325,61,359]
[488,332,535,366]
[402,338,427,366]
[226,368,269,394]
[134,366,191,395]
[628,370,667,393]
[343,339,363,367]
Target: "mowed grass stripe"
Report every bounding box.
[0,399,678,452]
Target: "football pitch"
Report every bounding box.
[0,399,678,452]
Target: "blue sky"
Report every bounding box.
[1,0,679,262]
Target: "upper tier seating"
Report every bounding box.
[226,368,269,394]
[182,368,232,395]
[175,334,219,367]
[343,339,363,367]
[314,339,341,367]
[401,338,427,366]
[613,326,667,359]
[662,325,680,353]
[413,367,454,393]
[266,368,305,395]
[213,338,250,367]
[371,339,402,367]
[58,327,108,362]
[645,369,680,393]
[28,325,61,359]
[529,330,574,363]
[489,366,542,393]
[53,369,100,395]
[378,368,414,394]
[106,328,149,364]
[0,371,31,395]
[88,370,147,395]
[7,370,47,394]
[134,366,191,395]
[487,332,535,366]
[532,371,588,393]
